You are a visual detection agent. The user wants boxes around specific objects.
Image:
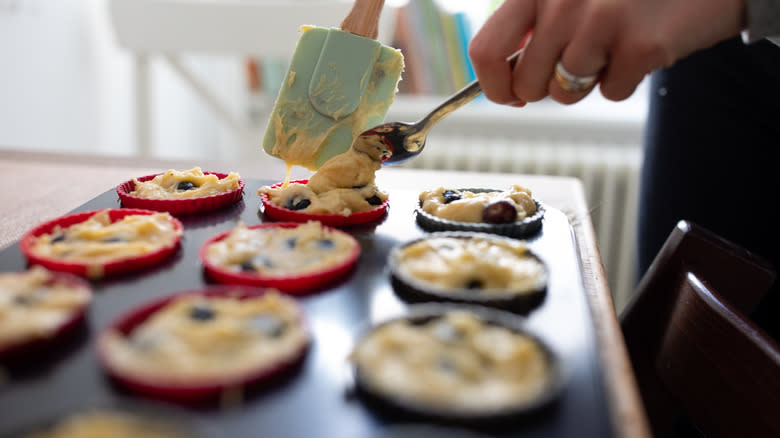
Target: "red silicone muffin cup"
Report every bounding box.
[96,286,310,404]
[0,270,92,363]
[19,209,183,280]
[259,179,388,227]
[117,172,245,216]
[200,222,361,294]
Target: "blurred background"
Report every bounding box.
[0,0,648,310]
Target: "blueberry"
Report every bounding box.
[16,288,47,305]
[442,190,461,204]
[408,318,429,327]
[437,356,458,373]
[285,196,311,211]
[317,239,334,249]
[241,255,273,272]
[249,314,286,338]
[433,321,461,343]
[51,234,66,243]
[256,255,274,268]
[482,200,517,224]
[365,195,382,206]
[465,279,483,290]
[189,303,215,321]
[177,181,197,191]
[132,331,160,351]
[285,237,297,249]
[13,295,34,306]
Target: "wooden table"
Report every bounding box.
[0,150,650,438]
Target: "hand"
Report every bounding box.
[468,0,746,105]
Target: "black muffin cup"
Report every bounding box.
[367,424,494,438]
[415,188,544,239]
[388,232,547,315]
[351,304,566,426]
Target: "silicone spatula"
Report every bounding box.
[261,0,404,171]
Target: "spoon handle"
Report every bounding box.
[416,49,522,130]
[417,80,482,129]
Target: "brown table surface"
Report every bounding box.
[0,149,650,438]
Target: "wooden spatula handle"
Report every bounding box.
[340,0,385,39]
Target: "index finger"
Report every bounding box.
[468,0,537,104]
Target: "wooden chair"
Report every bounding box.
[620,220,779,438]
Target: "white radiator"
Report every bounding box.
[398,132,643,312]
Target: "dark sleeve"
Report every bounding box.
[744,0,780,42]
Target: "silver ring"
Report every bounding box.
[554,61,598,92]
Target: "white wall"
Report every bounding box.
[0,0,247,159]
[1,0,124,154]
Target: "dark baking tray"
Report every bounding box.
[0,178,613,438]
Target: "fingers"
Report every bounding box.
[468,0,536,104]
[470,0,661,107]
[547,0,616,104]
[530,0,647,105]
[596,3,673,102]
[598,49,651,102]
[511,0,586,102]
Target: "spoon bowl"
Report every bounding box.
[359,80,482,165]
[358,50,522,165]
[356,121,428,165]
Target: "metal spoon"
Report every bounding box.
[355,51,522,165]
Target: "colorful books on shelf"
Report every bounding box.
[244,56,287,99]
[247,0,479,99]
[393,0,476,96]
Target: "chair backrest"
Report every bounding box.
[620,220,779,438]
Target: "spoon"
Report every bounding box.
[354,51,522,165]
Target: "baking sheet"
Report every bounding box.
[0,179,613,438]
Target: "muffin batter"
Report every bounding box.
[19,411,192,438]
[419,185,537,223]
[394,236,546,295]
[100,292,308,383]
[205,221,358,276]
[350,310,551,412]
[29,210,181,277]
[0,266,90,349]
[258,134,389,216]
[129,167,240,200]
